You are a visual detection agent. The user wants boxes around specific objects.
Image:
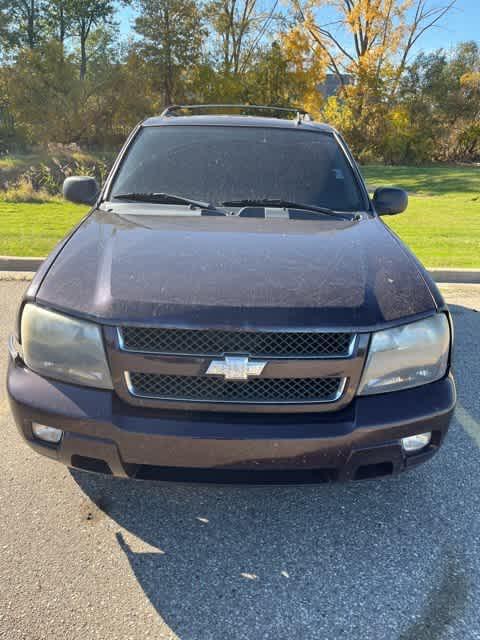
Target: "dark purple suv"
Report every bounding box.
[7,105,456,482]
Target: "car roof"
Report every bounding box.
[142,114,336,133]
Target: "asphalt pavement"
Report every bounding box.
[1,281,480,640]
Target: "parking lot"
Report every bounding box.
[1,280,479,640]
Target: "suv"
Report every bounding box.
[7,105,455,482]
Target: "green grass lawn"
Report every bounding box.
[0,164,478,265]
[361,165,480,268]
[0,200,88,256]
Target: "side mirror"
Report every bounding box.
[63,176,99,205]
[372,187,408,216]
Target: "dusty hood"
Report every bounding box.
[36,206,436,330]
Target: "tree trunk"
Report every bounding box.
[80,34,87,80]
[164,6,173,105]
[27,0,35,48]
[59,5,66,46]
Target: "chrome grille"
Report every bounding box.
[127,373,345,404]
[120,327,353,357]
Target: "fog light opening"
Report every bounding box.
[32,423,63,444]
[401,432,432,454]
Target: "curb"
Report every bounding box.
[428,269,480,284]
[0,257,480,285]
[0,256,45,272]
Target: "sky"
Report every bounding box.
[119,0,480,54]
[416,0,480,52]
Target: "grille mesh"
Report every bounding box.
[120,327,352,357]
[128,373,343,403]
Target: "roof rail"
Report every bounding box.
[160,104,313,123]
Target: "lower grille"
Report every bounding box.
[127,372,345,404]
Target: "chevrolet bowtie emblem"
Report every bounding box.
[206,356,267,381]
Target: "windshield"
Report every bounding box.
[110,125,364,212]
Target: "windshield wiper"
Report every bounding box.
[114,192,219,211]
[221,198,353,218]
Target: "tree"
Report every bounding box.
[109,48,156,139]
[67,0,114,79]
[284,0,457,161]
[7,35,132,147]
[0,3,12,54]
[281,20,327,113]
[248,41,289,105]
[7,41,81,142]
[43,0,71,49]
[6,0,44,49]
[399,41,480,161]
[206,0,282,74]
[290,0,457,95]
[134,0,205,106]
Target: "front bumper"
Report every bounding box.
[7,359,456,483]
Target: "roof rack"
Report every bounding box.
[160,104,313,123]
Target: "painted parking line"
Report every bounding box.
[456,403,480,448]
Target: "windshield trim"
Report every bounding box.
[103,124,371,212]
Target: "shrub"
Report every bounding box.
[0,178,58,203]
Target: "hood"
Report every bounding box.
[36,205,436,330]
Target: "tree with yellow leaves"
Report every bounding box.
[290,0,456,92]
[284,0,457,159]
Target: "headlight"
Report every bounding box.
[21,304,113,389]
[358,314,450,395]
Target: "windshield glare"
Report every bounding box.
[110,125,364,212]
